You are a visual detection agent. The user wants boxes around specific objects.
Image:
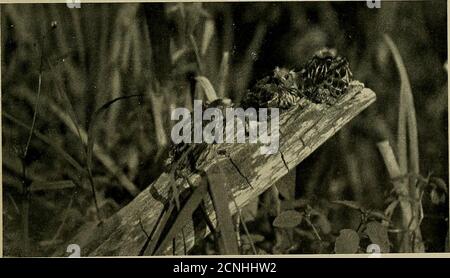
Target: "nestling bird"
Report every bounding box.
[297,48,353,105]
[242,48,353,108]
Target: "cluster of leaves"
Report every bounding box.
[332,201,389,254]
[236,198,390,255]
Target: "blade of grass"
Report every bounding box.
[86,94,143,195]
[19,23,58,255]
[30,180,76,192]
[21,192,30,256]
[217,51,230,98]
[19,29,47,255]
[234,22,268,104]
[3,112,84,173]
[195,76,218,102]
[46,59,86,162]
[384,35,423,252]
[384,34,419,176]
[14,88,139,195]
[189,34,204,74]
[130,23,143,78]
[149,91,169,148]
[69,7,86,74]
[231,196,257,255]
[24,49,43,159]
[50,190,76,244]
[105,68,121,149]
[377,140,413,251]
[144,3,172,85]
[201,18,215,56]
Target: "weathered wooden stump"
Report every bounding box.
[59,82,376,256]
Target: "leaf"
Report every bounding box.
[86,94,142,174]
[365,221,390,253]
[384,34,419,176]
[377,141,402,179]
[149,92,169,148]
[201,19,215,56]
[47,58,85,148]
[276,171,296,201]
[30,180,76,192]
[86,94,142,219]
[384,35,408,175]
[335,229,360,254]
[430,189,445,205]
[316,214,332,235]
[195,76,218,103]
[190,34,204,74]
[241,234,265,245]
[207,164,239,255]
[430,177,448,193]
[23,64,43,158]
[217,51,230,98]
[273,210,303,228]
[153,178,209,255]
[332,200,362,211]
[241,198,258,223]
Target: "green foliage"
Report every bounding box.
[365,221,390,253]
[335,229,360,254]
[273,210,303,229]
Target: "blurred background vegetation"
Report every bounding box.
[1,1,448,256]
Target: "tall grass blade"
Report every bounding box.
[217,51,230,98]
[377,140,416,252]
[201,19,215,56]
[189,34,204,74]
[2,112,84,173]
[234,23,267,104]
[231,197,257,254]
[149,91,169,148]
[384,34,419,176]
[86,94,142,219]
[46,58,85,150]
[15,88,139,195]
[23,58,43,158]
[86,94,142,179]
[384,37,421,252]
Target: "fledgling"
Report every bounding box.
[241,67,301,110]
[297,48,353,105]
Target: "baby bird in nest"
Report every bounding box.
[241,67,301,110]
[297,48,353,105]
[241,48,353,108]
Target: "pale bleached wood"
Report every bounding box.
[59,82,376,256]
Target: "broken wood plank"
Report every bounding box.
[59,82,376,256]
